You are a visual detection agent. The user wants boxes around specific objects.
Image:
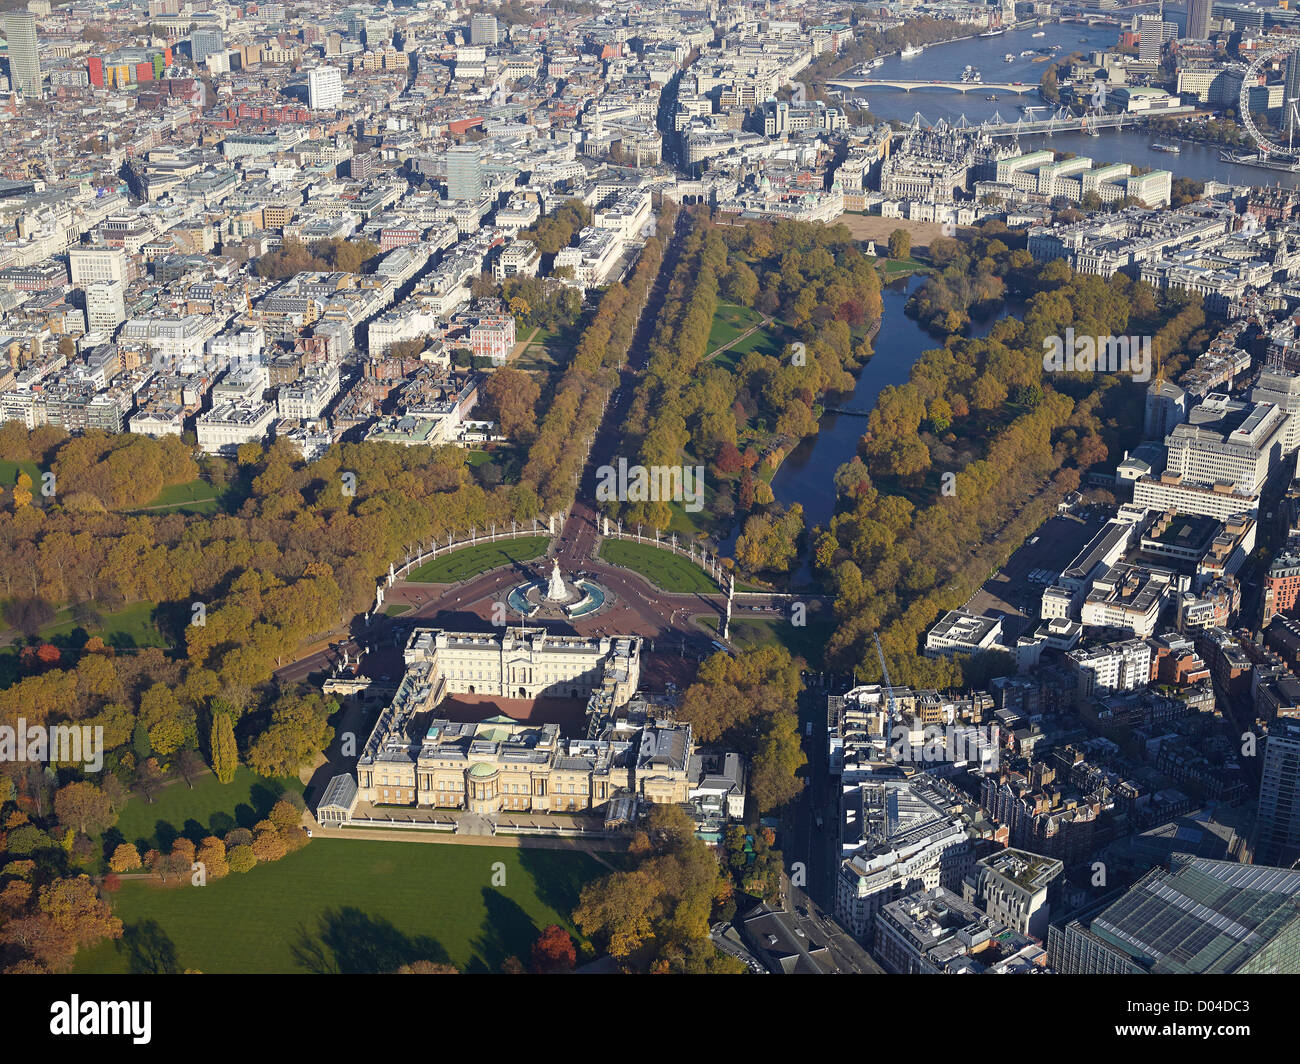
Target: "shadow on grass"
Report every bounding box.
[465,888,538,973]
[515,849,610,939]
[290,907,450,974]
[122,781,291,853]
[119,919,181,974]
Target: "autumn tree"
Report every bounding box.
[480,367,542,442]
[109,843,143,873]
[195,836,230,880]
[246,694,336,779]
[36,877,122,969]
[574,804,743,973]
[53,782,116,838]
[530,924,577,973]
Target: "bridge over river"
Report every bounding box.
[828,78,1039,94]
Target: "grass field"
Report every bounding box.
[707,301,765,352]
[599,539,718,593]
[722,323,786,363]
[111,766,305,855]
[406,536,550,583]
[0,459,41,489]
[514,342,560,376]
[38,601,170,649]
[700,614,834,665]
[881,257,930,276]
[139,478,222,514]
[74,839,603,974]
[383,603,413,617]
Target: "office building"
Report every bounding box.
[1256,717,1300,867]
[445,144,482,201]
[1050,855,1300,973]
[4,11,40,96]
[1285,52,1300,149]
[1067,638,1155,699]
[470,12,498,45]
[85,281,126,334]
[189,26,224,65]
[1164,395,1286,496]
[1144,379,1186,440]
[924,610,1004,657]
[875,886,1050,974]
[836,777,976,941]
[69,246,127,286]
[962,848,1063,941]
[1187,0,1213,39]
[1250,370,1300,454]
[308,64,343,110]
[1137,16,1175,63]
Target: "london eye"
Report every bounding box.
[1240,37,1300,158]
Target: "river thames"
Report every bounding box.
[851,20,1300,189]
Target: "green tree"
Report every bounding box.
[131,721,151,761]
[209,712,238,784]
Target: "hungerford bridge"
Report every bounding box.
[876,105,1195,139]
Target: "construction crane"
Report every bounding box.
[872,632,897,748]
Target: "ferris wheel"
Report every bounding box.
[1240,37,1300,158]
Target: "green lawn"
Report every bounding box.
[111,766,304,855]
[726,323,786,361]
[465,449,494,467]
[383,603,412,617]
[138,478,222,514]
[599,539,719,593]
[406,536,550,583]
[38,600,170,649]
[661,496,710,538]
[75,839,603,973]
[880,257,929,276]
[0,458,41,488]
[711,318,791,375]
[699,614,834,666]
[707,301,765,352]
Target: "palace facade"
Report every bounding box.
[354,627,696,815]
